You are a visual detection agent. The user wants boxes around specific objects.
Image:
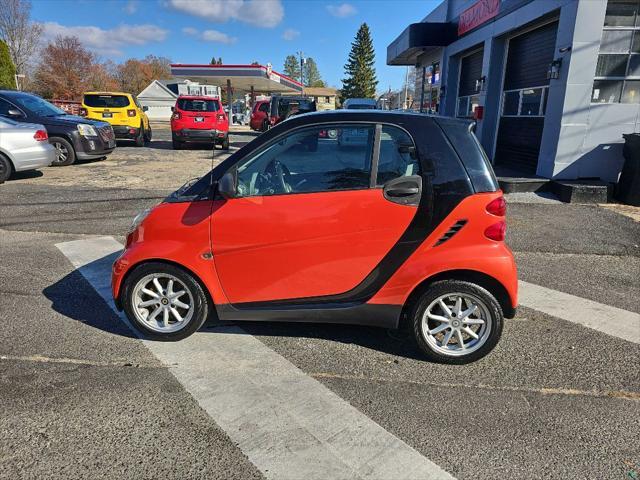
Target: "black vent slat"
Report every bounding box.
[434,220,468,246]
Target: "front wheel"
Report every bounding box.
[122,262,211,341]
[0,154,13,183]
[49,137,76,166]
[411,280,503,364]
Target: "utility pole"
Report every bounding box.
[403,66,409,110]
[297,50,306,86]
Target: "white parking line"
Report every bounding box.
[57,236,455,480]
[518,280,640,344]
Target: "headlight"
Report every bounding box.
[77,124,98,137]
[129,208,151,232]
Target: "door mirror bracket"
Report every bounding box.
[217,171,237,199]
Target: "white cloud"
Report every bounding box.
[123,0,138,14]
[168,0,283,28]
[282,28,299,41]
[41,21,168,56]
[326,3,357,18]
[183,27,237,44]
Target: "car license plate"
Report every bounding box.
[194,117,204,122]
[102,112,112,118]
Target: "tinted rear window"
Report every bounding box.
[84,95,130,108]
[345,104,376,109]
[438,119,499,193]
[178,99,220,112]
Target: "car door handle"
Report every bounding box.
[385,186,419,197]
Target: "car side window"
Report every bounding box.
[234,124,375,197]
[0,99,13,116]
[258,103,269,113]
[376,126,420,186]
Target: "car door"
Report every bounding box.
[210,122,422,305]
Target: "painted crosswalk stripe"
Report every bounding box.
[57,236,455,480]
[518,280,640,344]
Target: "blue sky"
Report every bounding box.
[32,0,439,92]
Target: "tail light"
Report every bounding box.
[127,109,136,117]
[484,221,506,241]
[79,107,87,116]
[217,113,226,122]
[172,111,181,120]
[33,130,48,141]
[486,196,507,216]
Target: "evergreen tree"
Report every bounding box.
[341,23,377,99]
[283,54,300,81]
[304,57,325,87]
[0,39,16,89]
[210,57,223,65]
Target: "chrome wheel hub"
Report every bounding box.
[131,273,194,333]
[421,292,492,357]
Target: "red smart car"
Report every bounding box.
[171,95,229,150]
[249,99,270,132]
[113,110,517,364]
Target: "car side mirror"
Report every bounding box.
[217,171,236,199]
[142,106,148,112]
[171,106,175,112]
[7,108,23,118]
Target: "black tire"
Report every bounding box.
[144,126,152,144]
[221,136,229,150]
[172,140,183,150]
[261,119,270,132]
[122,262,211,341]
[49,137,76,166]
[0,154,13,183]
[134,125,145,147]
[411,280,503,364]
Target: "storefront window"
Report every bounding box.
[593,1,640,103]
[502,88,547,116]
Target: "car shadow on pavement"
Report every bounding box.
[202,320,425,360]
[8,170,44,181]
[43,263,137,339]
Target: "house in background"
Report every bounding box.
[138,80,221,120]
[303,87,337,110]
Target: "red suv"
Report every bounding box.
[171,95,229,150]
[113,111,517,364]
[249,99,270,132]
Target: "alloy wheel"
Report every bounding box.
[421,292,492,356]
[53,142,68,163]
[131,273,195,333]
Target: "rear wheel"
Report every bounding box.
[261,119,270,132]
[134,125,145,147]
[49,137,76,166]
[144,126,152,144]
[122,262,210,341]
[411,280,503,364]
[221,136,229,150]
[0,154,13,183]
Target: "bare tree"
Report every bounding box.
[0,0,42,74]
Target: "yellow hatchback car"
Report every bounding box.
[81,92,151,147]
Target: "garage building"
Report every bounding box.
[388,0,640,185]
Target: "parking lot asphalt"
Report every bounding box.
[1,124,638,479]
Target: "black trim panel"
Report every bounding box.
[217,302,402,329]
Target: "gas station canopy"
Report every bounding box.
[170,64,304,94]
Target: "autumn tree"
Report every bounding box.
[0,0,42,74]
[0,39,16,89]
[115,55,171,95]
[33,36,96,99]
[341,23,377,99]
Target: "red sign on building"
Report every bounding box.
[458,0,500,36]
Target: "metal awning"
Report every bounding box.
[170,64,304,94]
[387,22,457,66]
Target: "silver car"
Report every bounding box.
[0,116,55,183]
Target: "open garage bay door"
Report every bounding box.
[495,21,558,173]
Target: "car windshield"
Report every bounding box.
[178,99,220,112]
[84,94,130,108]
[11,95,66,117]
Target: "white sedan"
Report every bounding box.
[0,116,56,183]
